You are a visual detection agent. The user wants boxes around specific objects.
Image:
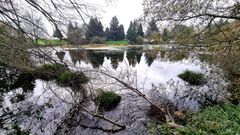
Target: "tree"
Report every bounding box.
[53,26,63,40]
[67,23,88,45]
[67,21,74,38]
[143,0,240,44]
[85,18,104,40]
[105,27,111,40]
[137,23,144,37]
[126,21,137,43]
[170,24,194,43]
[118,25,125,40]
[146,18,159,38]
[109,16,120,40]
[127,21,144,44]
[162,28,170,42]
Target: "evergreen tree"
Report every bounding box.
[85,18,104,40]
[109,16,120,40]
[146,18,159,37]
[105,27,110,40]
[137,23,144,37]
[53,26,63,40]
[118,25,125,40]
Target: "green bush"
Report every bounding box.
[56,71,89,87]
[178,70,206,85]
[90,36,105,44]
[35,64,66,81]
[154,104,240,135]
[96,91,121,110]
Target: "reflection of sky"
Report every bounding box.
[63,50,203,91]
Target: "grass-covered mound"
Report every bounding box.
[96,91,121,110]
[178,70,206,85]
[56,71,89,87]
[35,64,66,81]
[154,104,240,134]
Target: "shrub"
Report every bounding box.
[96,91,121,110]
[56,71,89,87]
[90,36,105,44]
[152,104,240,134]
[135,36,144,45]
[35,64,66,81]
[178,70,206,85]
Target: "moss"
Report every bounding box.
[35,64,66,81]
[178,70,206,85]
[56,71,89,87]
[96,91,121,110]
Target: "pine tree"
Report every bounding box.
[85,18,104,40]
[146,18,159,37]
[118,25,125,40]
[105,27,110,40]
[53,26,63,40]
[137,23,144,37]
[109,16,120,40]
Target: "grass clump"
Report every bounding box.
[56,71,89,87]
[96,91,121,110]
[178,70,206,85]
[35,64,66,81]
[153,104,240,135]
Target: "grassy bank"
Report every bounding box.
[36,39,68,46]
[105,40,128,45]
[150,104,240,134]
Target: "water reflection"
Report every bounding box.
[65,48,190,69]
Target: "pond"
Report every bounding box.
[0,45,229,135]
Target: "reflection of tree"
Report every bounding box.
[144,51,158,67]
[105,52,124,69]
[127,50,142,67]
[88,51,105,68]
[168,50,189,62]
[69,50,91,66]
[56,51,66,62]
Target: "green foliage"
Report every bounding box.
[170,24,194,43]
[53,27,64,40]
[146,18,159,37]
[105,40,128,45]
[178,70,206,85]
[36,39,67,46]
[85,18,104,41]
[90,36,105,44]
[96,91,121,110]
[126,21,144,44]
[35,64,66,81]
[162,28,171,42]
[9,124,30,135]
[150,104,240,135]
[56,71,89,87]
[108,16,125,41]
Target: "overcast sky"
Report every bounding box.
[88,0,144,31]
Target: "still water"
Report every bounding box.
[0,45,228,135]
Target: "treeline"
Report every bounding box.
[64,16,125,45]
[52,17,230,45]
